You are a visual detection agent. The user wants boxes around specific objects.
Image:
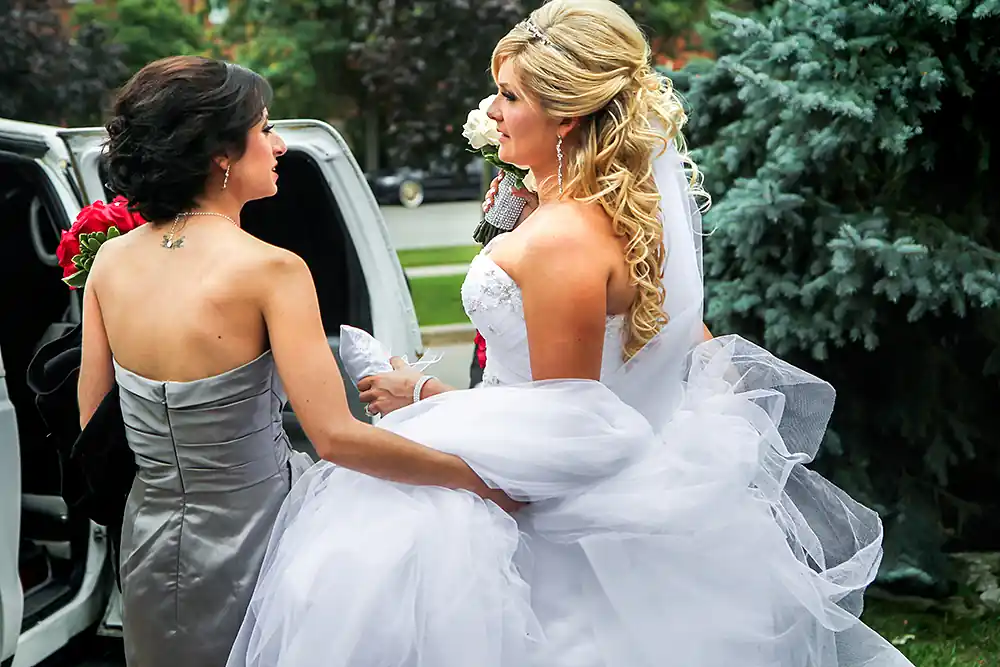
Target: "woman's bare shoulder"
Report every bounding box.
[85,227,134,286]
[229,233,312,293]
[243,234,307,270]
[521,200,618,265]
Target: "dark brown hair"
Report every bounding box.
[103,55,272,222]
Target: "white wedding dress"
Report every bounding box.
[226,146,913,667]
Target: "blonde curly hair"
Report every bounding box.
[492,0,707,359]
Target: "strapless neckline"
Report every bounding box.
[112,349,273,386]
[462,249,629,387]
[475,249,629,323]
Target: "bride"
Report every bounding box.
[227,1,914,665]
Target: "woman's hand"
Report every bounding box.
[358,357,454,417]
[487,491,527,514]
[357,357,422,416]
[483,173,539,227]
[482,174,503,213]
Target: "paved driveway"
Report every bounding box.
[383,201,482,249]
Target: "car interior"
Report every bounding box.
[0,146,373,634]
[0,154,90,634]
[239,149,374,447]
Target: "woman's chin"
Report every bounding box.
[246,185,279,202]
[497,144,515,164]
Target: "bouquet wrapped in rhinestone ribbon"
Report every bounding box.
[462,95,537,245]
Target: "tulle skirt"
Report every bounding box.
[226,335,913,667]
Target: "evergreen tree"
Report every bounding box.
[673,0,1000,590]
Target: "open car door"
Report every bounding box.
[0,119,111,667]
[0,346,23,667]
[60,119,423,437]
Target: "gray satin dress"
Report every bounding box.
[113,351,313,667]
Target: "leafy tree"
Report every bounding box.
[349,0,709,169]
[347,0,534,170]
[215,0,369,123]
[71,0,204,78]
[218,0,710,170]
[0,0,127,125]
[218,0,531,168]
[625,0,710,47]
[673,0,1000,590]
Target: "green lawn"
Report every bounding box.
[397,245,480,268]
[863,598,999,666]
[407,274,470,326]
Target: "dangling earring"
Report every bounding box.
[556,135,564,197]
[222,165,231,191]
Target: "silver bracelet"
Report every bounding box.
[413,375,436,404]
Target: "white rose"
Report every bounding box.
[462,95,502,150]
[521,169,537,193]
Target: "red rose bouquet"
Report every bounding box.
[474,330,488,371]
[57,196,147,289]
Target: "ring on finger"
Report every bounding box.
[364,404,378,418]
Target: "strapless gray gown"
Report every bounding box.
[113,351,313,667]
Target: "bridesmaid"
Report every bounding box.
[78,55,516,667]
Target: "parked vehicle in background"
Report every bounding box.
[366,156,494,208]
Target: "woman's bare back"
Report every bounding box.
[91,218,284,382]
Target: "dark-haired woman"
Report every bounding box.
[77,55,516,667]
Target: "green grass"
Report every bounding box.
[408,274,470,326]
[862,598,1000,666]
[397,245,480,268]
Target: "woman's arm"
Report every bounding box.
[78,266,115,429]
[259,249,519,510]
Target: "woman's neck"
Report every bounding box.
[531,165,562,205]
[189,193,243,226]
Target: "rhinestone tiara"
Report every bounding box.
[518,18,552,45]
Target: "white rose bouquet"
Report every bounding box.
[462,94,538,191]
[463,94,537,244]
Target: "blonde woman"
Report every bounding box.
[227,3,912,666]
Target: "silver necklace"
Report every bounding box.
[162,211,238,250]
